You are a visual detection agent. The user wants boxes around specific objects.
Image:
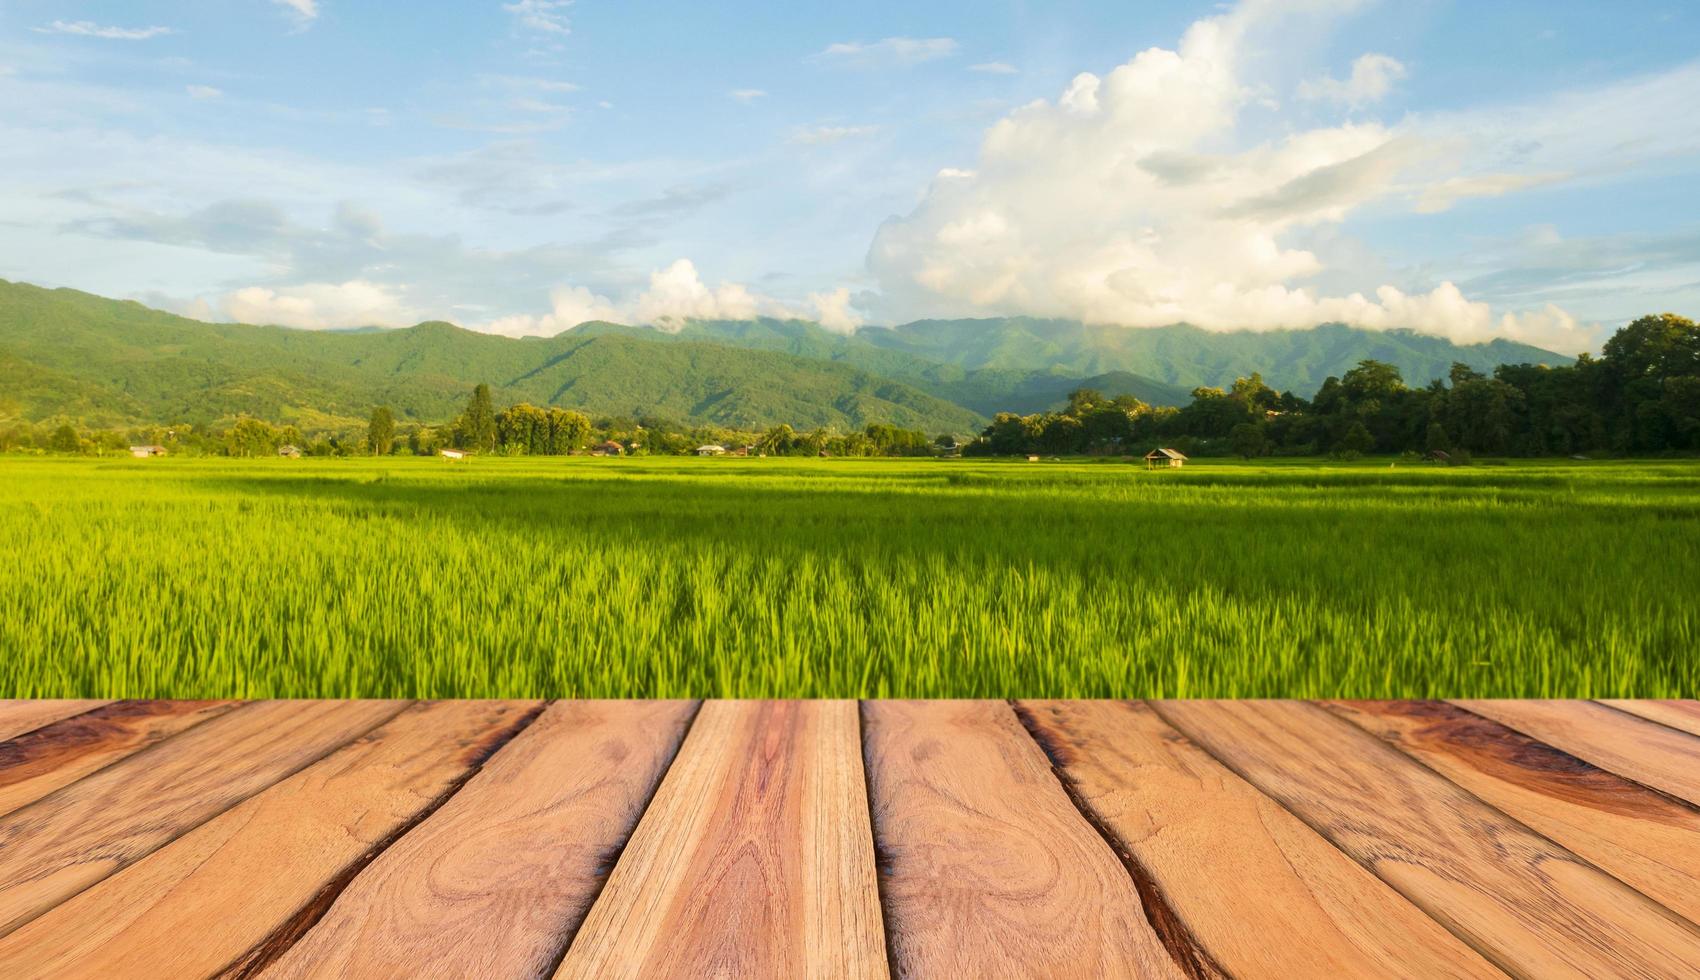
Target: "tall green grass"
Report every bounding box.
[2,455,1695,698]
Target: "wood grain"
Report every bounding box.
[0,700,238,818]
[1018,700,1499,979]
[1154,700,1700,978]
[1456,699,1700,808]
[267,699,697,980]
[864,700,1183,979]
[1330,700,1700,926]
[557,700,885,980]
[1598,700,1700,739]
[0,699,406,938]
[0,700,538,980]
[0,701,110,743]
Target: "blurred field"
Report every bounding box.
[1,454,1695,698]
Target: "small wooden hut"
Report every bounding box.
[1144,447,1187,469]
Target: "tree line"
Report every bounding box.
[965,313,1700,459]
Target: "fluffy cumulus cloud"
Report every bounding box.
[867,0,1592,350]
[220,280,415,329]
[481,260,862,336]
[482,284,623,337]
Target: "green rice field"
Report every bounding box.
[2,455,1696,699]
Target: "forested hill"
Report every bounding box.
[853,317,1571,394]
[0,280,982,432]
[1,277,1571,432]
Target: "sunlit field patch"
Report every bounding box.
[2,455,1696,699]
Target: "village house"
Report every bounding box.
[594,440,625,456]
[695,444,727,457]
[1144,447,1188,469]
[277,444,302,458]
[128,445,167,458]
[439,448,467,461]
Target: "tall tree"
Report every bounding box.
[366,406,395,456]
[457,383,497,452]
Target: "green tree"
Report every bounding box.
[758,424,797,456]
[547,408,593,455]
[1335,420,1374,457]
[49,423,81,453]
[1424,421,1451,454]
[366,406,395,456]
[227,417,279,458]
[1228,421,1268,459]
[457,383,497,452]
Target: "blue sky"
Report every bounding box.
[2,0,1697,352]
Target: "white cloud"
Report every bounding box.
[633,259,762,326]
[812,37,958,69]
[790,124,878,145]
[271,0,319,26]
[864,1,1627,352]
[485,260,858,335]
[1297,53,1406,108]
[481,284,622,337]
[808,287,864,334]
[185,85,223,100]
[730,88,768,103]
[969,62,1019,75]
[34,21,174,41]
[1415,172,1567,213]
[504,0,572,36]
[221,280,415,330]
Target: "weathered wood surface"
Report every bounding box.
[1018,700,1498,979]
[1458,699,1700,807]
[268,699,695,980]
[0,701,537,979]
[0,701,110,744]
[1328,699,1700,925]
[559,700,885,979]
[1600,699,1700,738]
[1154,700,1700,978]
[0,700,406,938]
[0,697,1696,978]
[0,700,237,818]
[865,699,1183,979]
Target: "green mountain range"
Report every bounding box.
[0,278,1572,433]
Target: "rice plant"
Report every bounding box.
[1,454,1695,699]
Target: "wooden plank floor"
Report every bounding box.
[0,700,1696,978]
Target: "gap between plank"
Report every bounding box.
[216,700,554,978]
[1006,700,1228,980]
[0,700,415,941]
[538,698,707,978]
[1148,699,1700,974]
[1592,699,1700,746]
[856,700,903,980]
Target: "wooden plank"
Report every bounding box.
[1598,700,1700,739]
[0,700,239,818]
[557,700,885,979]
[1456,699,1700,808]
[863,700,1184,979]
[0,700,539,979]
[0,699,406,938]
[1017,700,1499,979]
[0,701,110,744]
[1153,700,1700,978]
[1327,700,1700,926]
[269,699,697,980]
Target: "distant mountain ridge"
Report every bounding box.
[0,281,981,432]
[0,278,1571,433]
